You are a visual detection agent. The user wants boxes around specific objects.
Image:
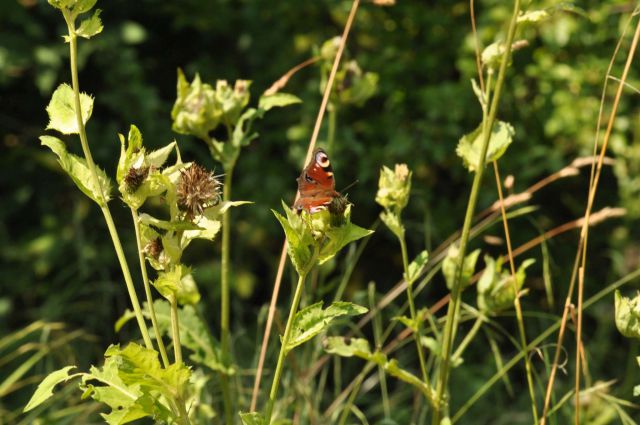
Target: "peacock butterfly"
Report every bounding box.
[293,148,345,214]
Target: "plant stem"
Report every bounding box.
[451,314,483,362]
[220,165,234,422]
[170,296,182,364]
[432,1,521,422]
[369,283,390,419]
[265,266,312,423]
[337,366,366,425]
[398,235,429,383]
[131,208,170,368]
[62,11,153,351]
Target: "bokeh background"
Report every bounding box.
[2,0,640,423]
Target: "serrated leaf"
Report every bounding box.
[319,215,374,265]
[46,83,93,134]
[258,92,302,111]
[323,336,371,357]
[285,301,367,354]
[273,207,315,276]
[41,135,112,205]
[152,265,201,305]
[181,215,221,248]
[76,9,103,39]
[146,141,176,168]
[456,121,515,172]
[239,412,266,425]
[405,250,428,284]
[23,366,77,412]
[152,300,233,374]
[138,213,201,231]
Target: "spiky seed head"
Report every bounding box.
[177,163,221,218]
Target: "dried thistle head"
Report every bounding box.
[123,165,149,193]
[144,237,163,259]
[177,163,221,218]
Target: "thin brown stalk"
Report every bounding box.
[264,57,321,96]
[250,0,362,411]
[540,13,640,424]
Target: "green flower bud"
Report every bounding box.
[477,256,534,315]
[442,244,481,292]
[375,164,412,214]
[171,69,222,139]
[615,290,640,339]
[214,79,251,126]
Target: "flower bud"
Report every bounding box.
[171,70,222,139]
[375,164,412,214]
[214,79,251,126]
[615,290,640,339]
[477,256,534,315]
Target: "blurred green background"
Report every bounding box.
[2,0,640,423]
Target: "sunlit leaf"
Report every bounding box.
[46,83,93,134]
[240,412,266,425]
[258,92,302,111]
[405,250,429,284]
[285,301,367,354]
[76,9,103,39]
[615,291,640,339]
[23,366,77,412]
[323,336,371,357]
[41,135,112,206]
[456,121,515,172]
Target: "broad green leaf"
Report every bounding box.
[41,135,112,206]
[152,265,201,305]
[319,207,374,264]
[116,125,144,184]
[456,121,515,172]
[379,210,404,238]
[46,83,94,134]
[138,213,201,231]
[442,245,480,292]
[73,0,97,14]
[81,357,148,425]
[152,300,233,374]
[258,92,302,111]
[181,215,221,247]
[273,208,315,276]
[239,412,266,425]
[323,336,371,357]
[146,141,177,168]
[285,301,367,354]
[615,290,640,339]
[76,9,103,39]
[104,343,191,397]
[405,250,429,284]
[23,366,77,412]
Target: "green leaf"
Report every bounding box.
[405,250,429,284]
[239,412,266,425]
[319,209,374,264]
[23,366,77,412]
[152,300,233,375]
[138,213,201,231]
[442,245,480,291]
[41,135,112,206]
[46,83,94,135]
[456,121,515,172]
[152,265,201,305]
[380,210,404,239]
[272,207,315,276]
[73,0,97,14]
[258,92,302,111]
[181,215,221,247]
[393,308,429,333]
[76,9,103,39]
[323,336,371,357]
[615,291,640,339]
[285,301,367,354]
[146,141,176,168]
[517,9,550,24]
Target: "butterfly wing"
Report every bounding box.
[294,148,340,213]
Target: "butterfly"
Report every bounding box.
[293,148,345,214]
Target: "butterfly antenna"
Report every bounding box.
[339,179,359,193]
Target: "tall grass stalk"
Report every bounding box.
[432,0,521,422]
[61,9,153,351]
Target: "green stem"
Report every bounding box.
[170,296,182,364]
[265,263,314,423]
[220,164,234,422]
[451,314,484,362]
[398,234,429,383]
[368,283,390,418]
[131,208,170,368]
[432,1,521,422]
[337,366,366,425]
[61,11,153,351]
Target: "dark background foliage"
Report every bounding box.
[2,0,640,423]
